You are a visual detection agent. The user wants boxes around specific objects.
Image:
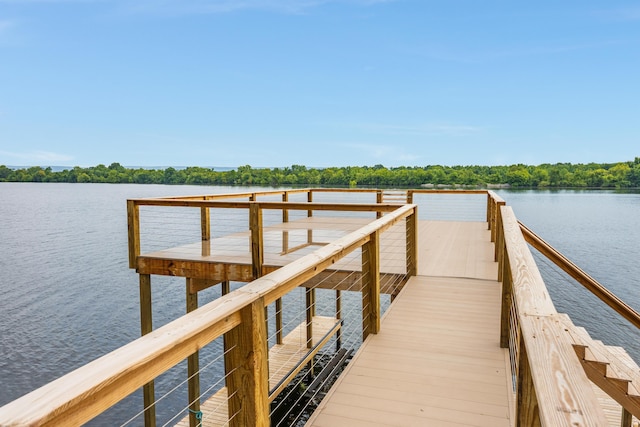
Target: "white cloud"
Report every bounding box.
[400,39,630,64]
[0,150,74,163]
[0,20,14,34]
[121,0,395,15]
[593,6,640,22]
[346,143,420,163]
[349,121,483,136]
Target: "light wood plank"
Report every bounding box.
[307,275,512,426]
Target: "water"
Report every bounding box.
[0,184,638,424]
[497,189,640,364]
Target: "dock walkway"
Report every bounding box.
[307,220,512,426]
[307,275,511,426]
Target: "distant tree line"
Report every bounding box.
[1,159,640,188]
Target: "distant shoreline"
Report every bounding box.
[1,159,639,189]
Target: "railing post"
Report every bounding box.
[622,408,632,427]
[282,192,289,223]
[282,192,289,254]
[250,203,263,280]
[487,193,492,226]
[362,230,381,340]
[376,190,383,219]
[495,202,505,263]
[516,340,540,427]
[139,274,156,427]
[307,190,313,244]
[185,280,201,427]
[127,200,140,269]
[499,251,513,349]
[306,287,315,349]
[279,192,288,334]
[491,201,505,247]
[406,208,418,277]
[335,290,342,351]
[275,297,283,345]
[201,204,210,242]
[226,298,270,427]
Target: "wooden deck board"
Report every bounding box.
[418,221,497,280]
[306,274,513,426]
[138,218,497,289]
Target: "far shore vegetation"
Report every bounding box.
[1,158,639,189]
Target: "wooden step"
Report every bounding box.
[558,314,640,420]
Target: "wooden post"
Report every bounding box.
[376,190,383,219]
[282,192,289,223]
[362,231,381,341]
[226,299,270,427]
[621,408,632,427]
[336,290,342,351]
[494,203,505,262]
[250,203,263,280]
[201,205,210,242]
[282,192,289,253]
[486,194,492,228]
[222,280,232,396]
[185,280,201,427]
[139,274,156,427]
[306,190,313,244]
[406,208,418,277]
[275,297,283,345]
[516,340,541,427]
[306,287,316,375]
[127,200,140,269]
[492,201,505,247]
[407,190,414,204]
[500,254,513,349]
[306,288,315,349]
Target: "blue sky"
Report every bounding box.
[0,0,638,168]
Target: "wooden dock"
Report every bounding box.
[1,189,638,427]
[130,195,640,427]
[170,218,507,426]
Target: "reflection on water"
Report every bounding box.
[0,184,638,424]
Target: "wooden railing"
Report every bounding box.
[498,205,609,426]
[519,221,640,330]
[519,220,640,426]
[0,199,418,426]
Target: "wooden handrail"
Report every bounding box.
[519,220,640,330]
[242,204,417,306]
[0,292,249,426]
[128,199,402,212]
[500,206,608,426]
[0,202,418,426]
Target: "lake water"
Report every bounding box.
[0,183,638,425]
